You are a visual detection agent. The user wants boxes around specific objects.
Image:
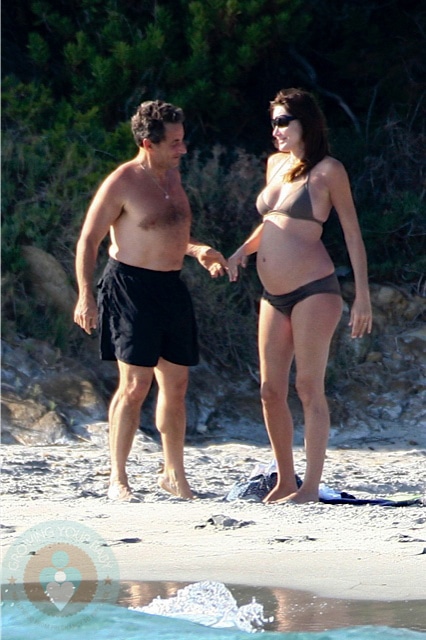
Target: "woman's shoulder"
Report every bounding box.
[266,152,292,178]
[311,156,349,183]
[314,155,346,174]
[267,151,290,168]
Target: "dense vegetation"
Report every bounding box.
[2,0,425,368]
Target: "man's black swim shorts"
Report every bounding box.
[97,258,199,367]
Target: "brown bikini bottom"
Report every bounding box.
[262,272,341,317]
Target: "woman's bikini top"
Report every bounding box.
[256,168,323,227]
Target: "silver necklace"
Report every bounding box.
[140,163,170,199]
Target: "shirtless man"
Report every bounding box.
[74,100,227,501]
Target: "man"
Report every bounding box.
[74,100,227,501]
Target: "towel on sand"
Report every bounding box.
[224,461,424,506]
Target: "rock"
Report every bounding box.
[1,390,71,445]
[21,245,77,318]
[1,282,425,448]
[71,421,109,446]
[31,411,71,445]
[0,337,108,446]
[374,285,406,307]
[1,394,45,443]
[366,351,383,363]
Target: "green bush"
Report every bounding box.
[181,145,265,369]
[2,0,425,365]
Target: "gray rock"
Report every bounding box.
[1,282,425,448]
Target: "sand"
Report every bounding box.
[2,426,426,605]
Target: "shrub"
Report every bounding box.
[181,145,265,370]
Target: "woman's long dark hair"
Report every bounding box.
[270,88,330,181]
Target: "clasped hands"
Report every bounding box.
[197,247,247,281]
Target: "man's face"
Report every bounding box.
[153,123,187,169]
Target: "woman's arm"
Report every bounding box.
[326,159,372,338]
[227,152,287,282]
[227,223,264,282]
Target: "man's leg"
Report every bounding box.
[108,360,154,501]
[154,358,193,499]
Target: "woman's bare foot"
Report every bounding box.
[263,481,298,504]
[158,473,194,500]
[268,487,319,504]
[107,482,140,502]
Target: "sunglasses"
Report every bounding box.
[271,115,297,128]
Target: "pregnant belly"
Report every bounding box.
[257,233,334,295]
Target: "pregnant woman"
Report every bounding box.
[228,88,372,503]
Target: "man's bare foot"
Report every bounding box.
[158,474,194,500]
[107,482,141,502]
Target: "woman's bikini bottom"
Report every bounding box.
[262,272,341,317]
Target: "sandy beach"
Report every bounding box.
[2,425,426,607]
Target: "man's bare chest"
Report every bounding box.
[137,200,191,231]
[117,193,191,232]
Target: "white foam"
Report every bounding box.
[131,580,273,633]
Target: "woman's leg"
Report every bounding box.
[258,299,299,503]
[282,293,343,503]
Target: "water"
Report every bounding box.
[2,580,426,640]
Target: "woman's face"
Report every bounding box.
[271,105,304,156]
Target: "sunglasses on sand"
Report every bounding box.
[271,115,297,128]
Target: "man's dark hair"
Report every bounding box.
[131,100,185,146]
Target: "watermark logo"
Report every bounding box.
[2,520,120,629]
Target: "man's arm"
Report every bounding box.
[74,173,124,334]
[186,238,228,278]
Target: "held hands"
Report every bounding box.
[227,249,248,282]
[74,296,98,335]
[196,246,227,278]
[349,296,373,339]
[195,244,248,281]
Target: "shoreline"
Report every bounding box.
[2,437,425,604]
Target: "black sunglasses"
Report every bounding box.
[271,115,297,128]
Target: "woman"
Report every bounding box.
[228,88,372,504]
